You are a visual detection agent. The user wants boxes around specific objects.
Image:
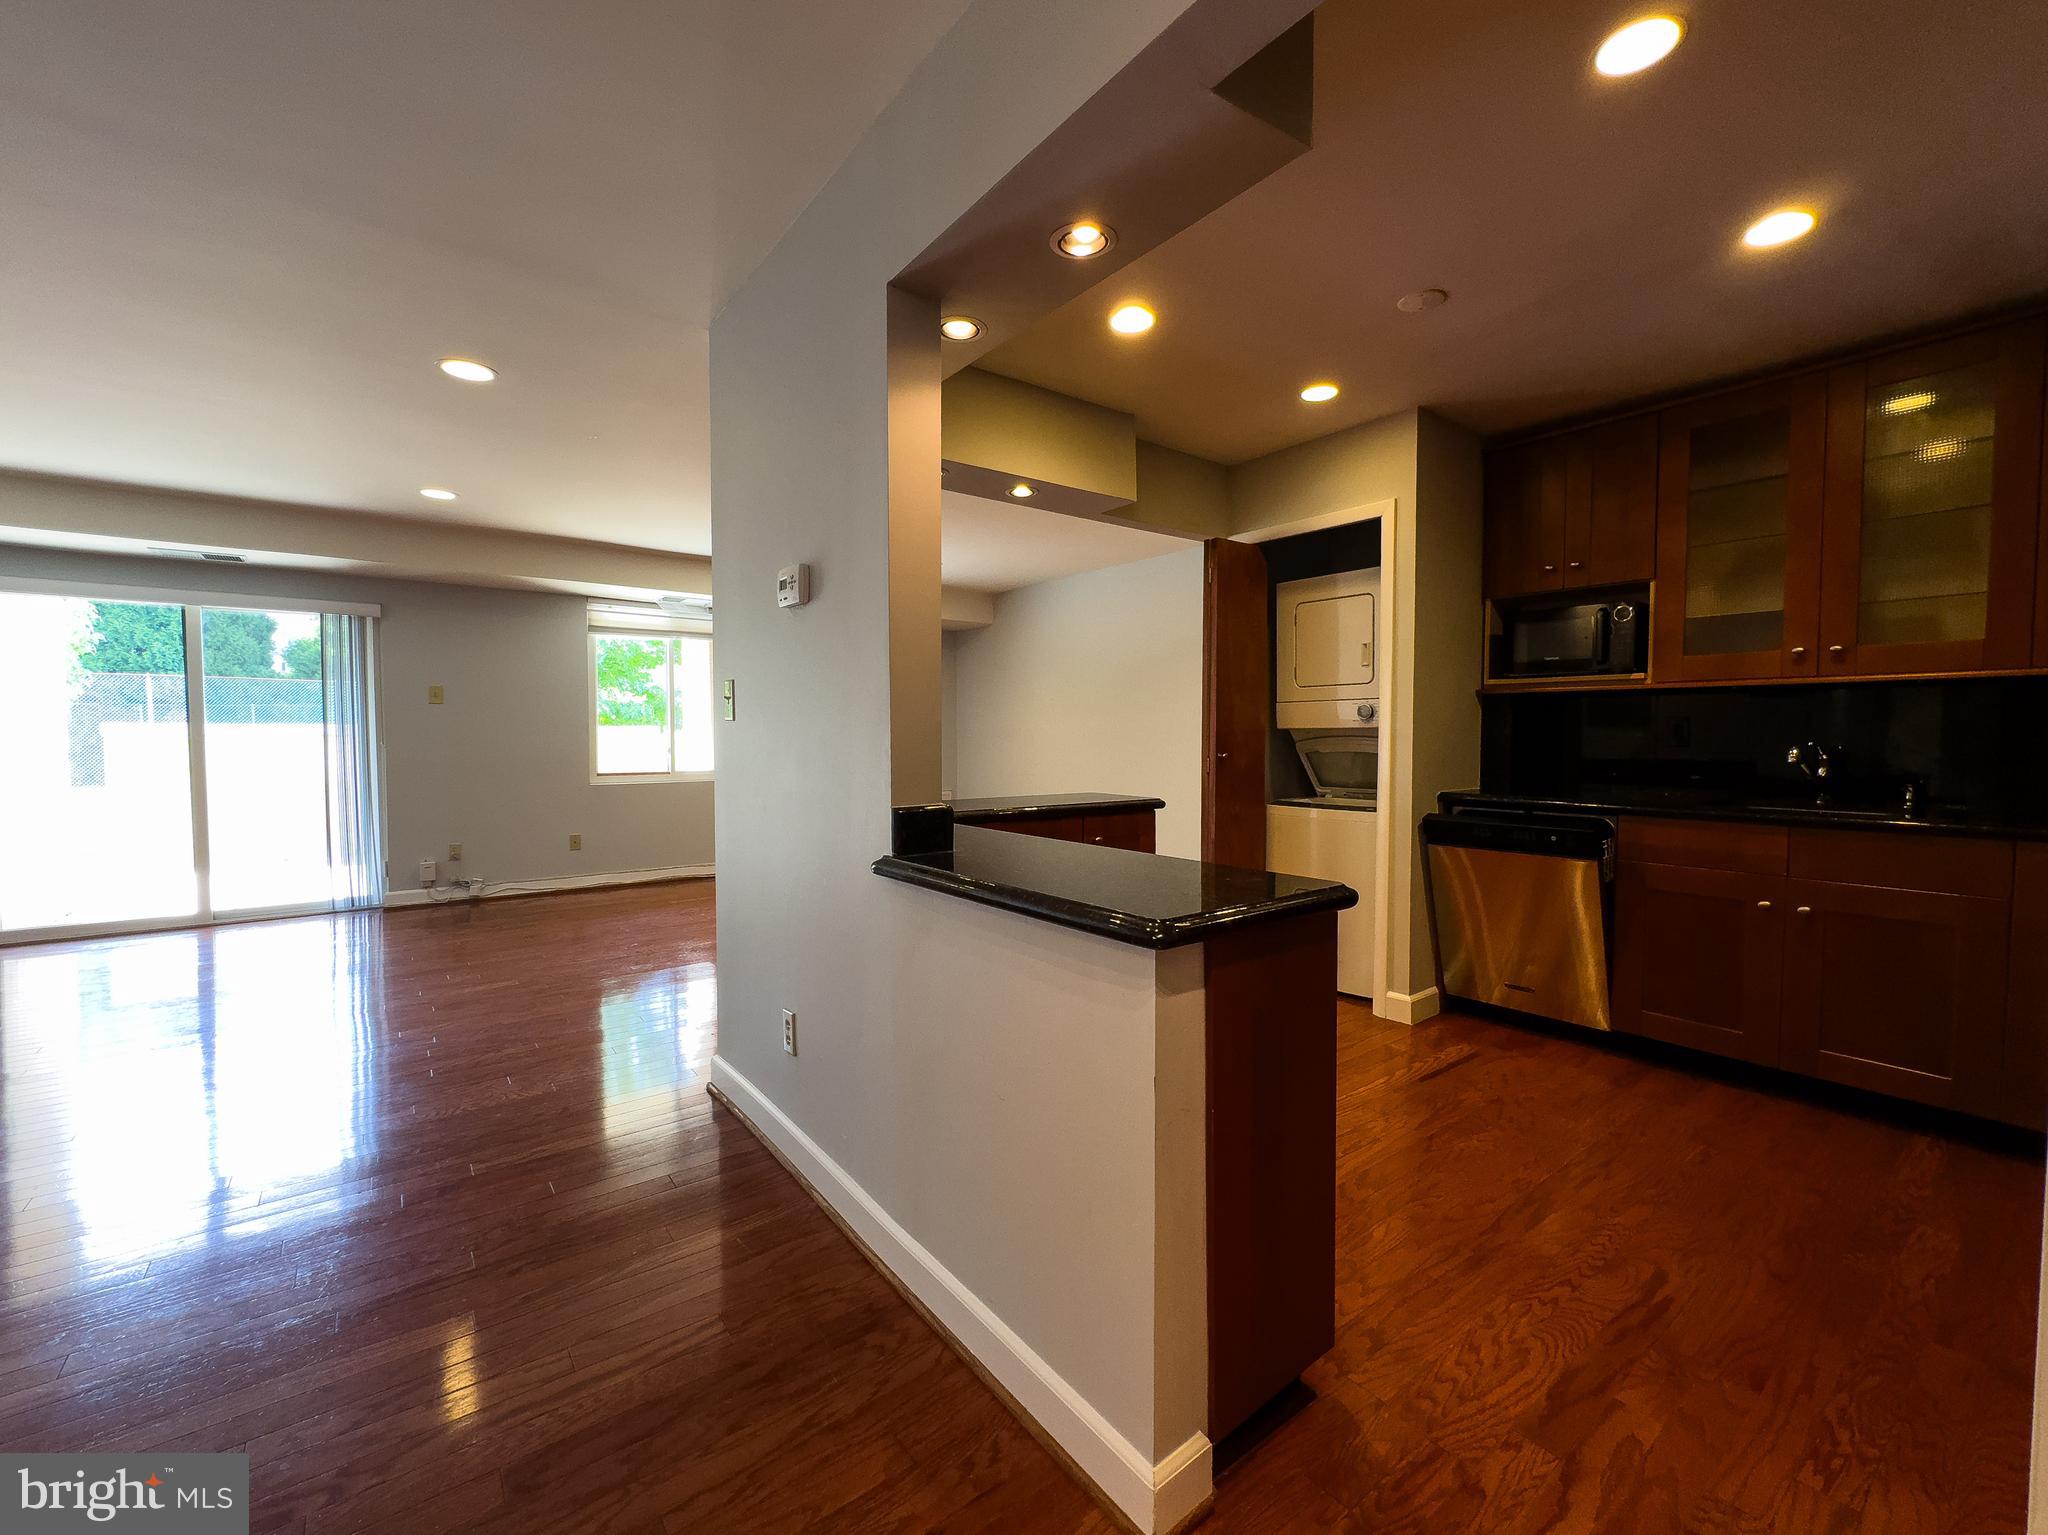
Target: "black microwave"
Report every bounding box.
[1494,594,1646,678]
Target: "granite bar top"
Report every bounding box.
[1441,789,2048,842]
[947,792,1166,821]
[873,824,1356,949]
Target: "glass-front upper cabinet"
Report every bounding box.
[1819,320,2046,676]
[1653,375,1829,681]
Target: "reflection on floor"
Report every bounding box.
[0,882,2037,1532]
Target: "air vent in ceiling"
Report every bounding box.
[147,547,246,563]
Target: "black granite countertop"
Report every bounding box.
[1441,789,2048,842]
[873,824,1356,948]
[947,792,1165,821]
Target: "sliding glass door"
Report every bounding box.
[201,608,333,913]
[0,588,383,942]
[0,594,202,932]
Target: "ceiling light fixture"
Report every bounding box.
[940,315,983,342]
[1594,16,1685,77]
[1052,221,1116,259]
[419,487,458,501]
[1300,382,1340,403]
[437,358,497,383]
[1009,482,1035,498]
[1918,437,1967,464]
[1742,209,1816,248]
[1108,303,1156,335]
[1882,390,1937,415]
[1396,288,1449,313]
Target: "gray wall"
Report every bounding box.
[0,545,715,889]
[947,548,1205,857]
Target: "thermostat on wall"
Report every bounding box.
[776,564,812,608]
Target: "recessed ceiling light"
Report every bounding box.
[940,315,983,342]
[1742,209,1816,248]
[1882,390,1937,415]
[437,358,497,383]
[1918,437,1967,464]
[420,487,458,501]
[1052,221,1115,259]
[1300,382,1340,403]
[1594,16,1684,77]
[1009,482,1035,498]
[1396,288,1449,313]
[1108,303,1156,335]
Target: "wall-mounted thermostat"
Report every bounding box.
[776,564,812,608]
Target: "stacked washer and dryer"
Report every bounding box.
[1266,568,1381,1000]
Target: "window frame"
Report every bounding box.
[587,627,715,786]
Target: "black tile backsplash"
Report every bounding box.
[1481,678,2048,819]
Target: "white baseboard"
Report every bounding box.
[383,863,713,908]
[708,1054,1212,1534]
[1375,985,1441,1025]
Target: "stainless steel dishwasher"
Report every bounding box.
[1419,808,1617,1031]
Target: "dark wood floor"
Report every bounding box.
[0,882,2037,1533]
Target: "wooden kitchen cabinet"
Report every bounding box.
[1778,876,2009,1119]
[1482,418,1657,600]
[1817,319,2045,678]
[1612,859,1786,1066]
[2007,843,2048,1130]
[1652,374,1830,682]
[2036,389,2048,669]
[1084,810,1156,852]
[1613,816,2025,1122]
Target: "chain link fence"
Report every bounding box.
[68,673,323,787]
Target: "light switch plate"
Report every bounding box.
[568,834,582,852]
[427,684,444,705]
[721,678,736,722]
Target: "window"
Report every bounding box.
[591,630,714,781]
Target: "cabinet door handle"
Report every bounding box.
[1828,645,1845,659]
[1796,905,1813,916]
[1568,560,1584,570]
[1790,646,1807,660]
[1542,563,1557,574]
[1757,900,1773,910]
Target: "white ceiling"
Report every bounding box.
[940,489,1192,594]
[0,0,974,554]
[979,0,2048,462]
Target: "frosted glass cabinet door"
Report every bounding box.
[1818,320,2046,677]
[1653,375,1828,682]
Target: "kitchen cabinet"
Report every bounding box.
[1652,374,1829,681]
[1778,875,2008,1118]
[954,807,1156,851]
[1085,810,1156,852]
[2007,844,2048,1130]
[1482,418,1657,600]
[1611,817,2022,1122]
[2036,394,2048,669]
[1612,859,1786,1066]
[1817,320,2045,678]
[1639,316,2047,685]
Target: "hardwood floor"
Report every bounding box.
[0,881,2037,1532]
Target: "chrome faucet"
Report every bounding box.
[1786,742,1837,799]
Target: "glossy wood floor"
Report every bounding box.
[0,882,2038,1533]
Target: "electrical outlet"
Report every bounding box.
[463,878,485,898]
[447,843,462,862]
[418,858,436,886]
[782,1009,797,1056]
[568,833,583,852]
[427,684,444,705]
